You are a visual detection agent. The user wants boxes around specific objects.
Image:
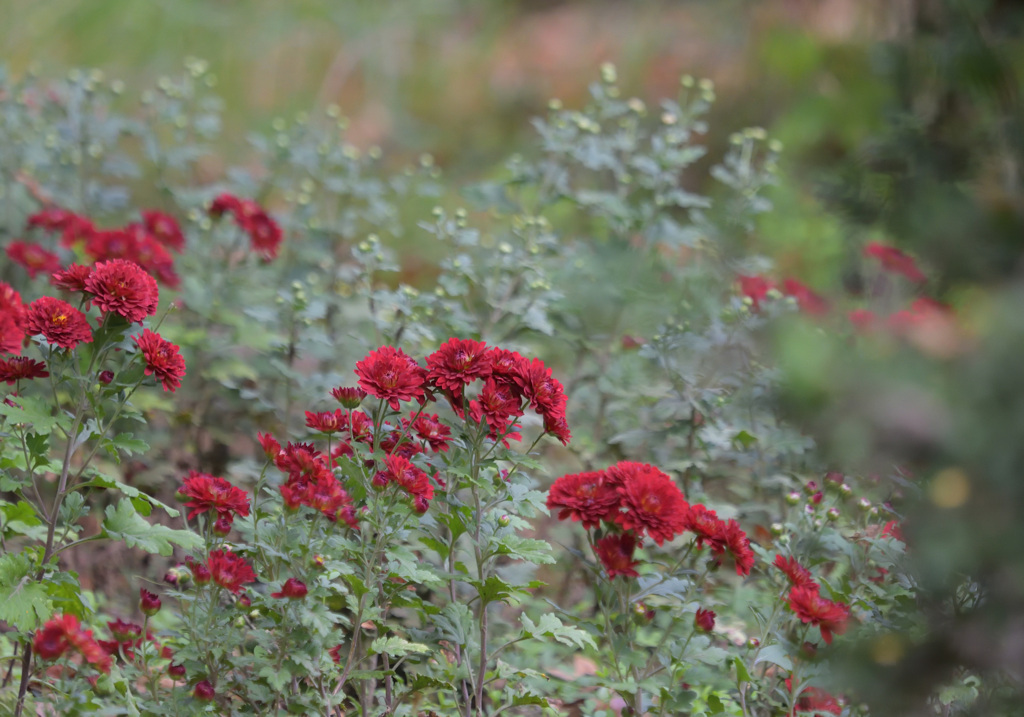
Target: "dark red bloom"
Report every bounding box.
[787,585,850,645]
[107,618,142,643]
[305,409,347,434]
[785,677,842,715]
[486,348,528,394]
[84,228,136,262]
[209,193,243,217]
[694,607,716,632]
[737,275,775,311]
[212,514,233,536]
[142,210,186,253]
[864,241,926,283]
[546,470,622,529]
[98,370,114,384]
[139,588,162,616]
[543,411,572,446]
[132,329,186,392]
[0,283,26,355]
[355,346,426,411]
[275,441,323,479]
[0,357,48,384]
[25,296,93,350]
[257,432,282,461]
[271,578,308,599]
[168,663,187,679]
[409,413,453,453]
[33,614,111,673]
[328,644,343,664]
[774,555,816,589]
[469,378,524,442]
[848,308,877,333]
[84,259,160,324]
[683,504,726,549]
[377,454,434,512]
[882,520,904,542]
[206,550,257,594]
[187,558,211,585]
[426,337,490,398]
[331,386,367,408]
[178,471,250,521]
[783,279,829,316]
[512,356,566,419]
[719,519,755,577]
[611,461,689,546]
[594,532,641,579]
[6,241,61,278]
[51,264,93,292]
[209,195,282,260]
[194,680,216,701]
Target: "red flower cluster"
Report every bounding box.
[178,471,250,530]
[26,206,183,287]
[355,346,427,411]
[84,259,160,324]
[6,241,61,278]
[272,440,358,527]
[782,279,829,316]
[785,677,842,715]
[373,454,437,513]
[774,554,816,589]
[33,614,111,673]
[209,193,283,261]
[0,282,26,355]
[205,549,257,593]
[864,241,926,283]
[787,584,851,645]
[0,356,49,385]
[25,296,93,350]
[271,577,308,599]
[737,275,775,311]
[132,328,186,392]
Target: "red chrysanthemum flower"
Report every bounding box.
[546,470,622,529]
[0,356,49,385]
[51,264,93,292]
[783,279,829,316]
[209,193,244,218]
[141,210,186,253]
[271,578,308,599]
[426,337,490,396]
[275,441,324,479]
[238,200,283,261]
[543,411,572,446]
[27,207,82,234]
[206,550,257,594]
[354,346,426,411]
[486,348,528,393]
[0,283,26,356]
[377,454,434,511]
[864,241,926,283]
[178,471,250,521]
[787,585,850,645]
[594,532,641,579]
[84,228,136,262]
[131,231,180,288]
[132,329,186,392]
[774,554,816,589]
[345,410,374,445]
[409,413,453,453]
[718,519,755,576]
[331,386,367,408]
[25,296,93,350]
[305,409,347,434]
[33,614,110,672]
[881,520,904,542]
[85,259,160,324]
[694,607,716,632]
[611,461,689,546]
[6,241,62,278]
[257,432,282,461]
[512,356,566,418]
[785,677,842,716]
[107,618,143,643]
[469,378,524,442]
[848,308,877,333]
[737,275,775,311]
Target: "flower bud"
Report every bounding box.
[826,507,840,522]
[191,562,211,585]
[168,663,186,680]
[212,514,233,537]
[694,607,716,633]
[330,386,367,409]
[98,370,114,385]
[804,481,819,495]
[858,498,872,511]
[139,588,161,617]
[271,578,308,600]
[237,594,252,608]
[770,522,784,536]
[312,554,325,569]
[785,491,801,506]
[746,637,760,649]
[839,483,852,497]
[497,514,511,528]
[193,680,215,701]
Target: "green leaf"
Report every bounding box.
[79,472,181,518]
[0,553,50,630]
[102,500,202,556]
[103,433,150,462]
[0,395,62,435]
[733,656,752,685]
[368,636,431,657]
[520,613,596,651]
[259,665,291,692]
[732,430,758,450]
[45,571,88,617]
[753,644,793,671]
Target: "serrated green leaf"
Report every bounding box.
[0,554,50,630]
[79,473,180,518]
[102,500,202,556]
[369,636,431,657]
[521,612,596,650]
[753,644,793,671]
